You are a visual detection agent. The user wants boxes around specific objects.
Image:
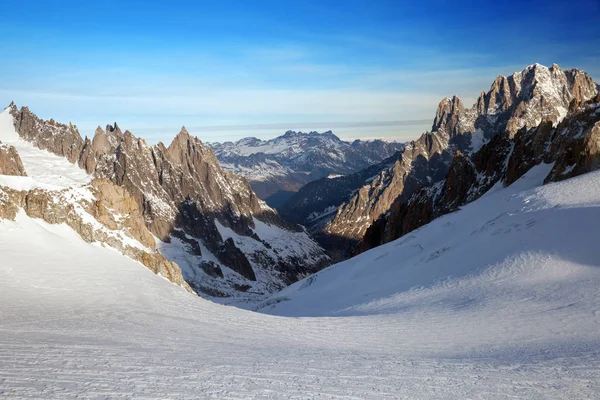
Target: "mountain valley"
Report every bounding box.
[2,62,600,399]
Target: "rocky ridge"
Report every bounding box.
[2,105,329,301]
[285,64,598,259]
[0,173,191,291]
[359,68,600,253]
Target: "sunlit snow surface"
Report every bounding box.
[1,157,600,395]
[0,109,92,190]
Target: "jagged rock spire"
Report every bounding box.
[432,95,465,136]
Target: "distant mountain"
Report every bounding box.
[282,64,599,260]
[278,152,403,232]
[208,131,404,201]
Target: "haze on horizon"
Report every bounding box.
[1,0,598,144]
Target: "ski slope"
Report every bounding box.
[1,166,600,398]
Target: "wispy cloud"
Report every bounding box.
[1,0,597,146]
[2,88,442,118]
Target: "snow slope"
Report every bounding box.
[260,164,600,319]
[0,108,92,190]
[1,165,600,398]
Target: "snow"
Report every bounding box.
[1,166,599,398]
[306,205,338,224]
[262,163,584,317]
[156,232,266,304]
[211,131,346,158]
[215,217,326,265]
[470,128,486,152]
[0,108,92,190]
[220,159,292,181]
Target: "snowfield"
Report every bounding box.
[0,109,92,190]
[1,164,600,398]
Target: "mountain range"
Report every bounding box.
[1,63,597,298]
[280,63,599,259]
[0,105,329,303]
[208,131,404,205]
[2,62,600,398]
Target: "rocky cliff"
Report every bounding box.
[290,64,598,260]
[0,172,191,291]
[3,105,329,301]
[0,142,26,176]
[359,67,600,253]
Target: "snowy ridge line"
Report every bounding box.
[209,129,404,199]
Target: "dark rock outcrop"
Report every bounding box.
[0,142,27,176]
[216,238,255,281]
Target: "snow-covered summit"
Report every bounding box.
[209,130,404,199]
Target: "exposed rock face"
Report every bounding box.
[5,105,330,300]
[0,177,191,291]
[322,131,451,255]
[11,105,85,164]
[359,93,600,253]
[295,64,597,260]
[209,131,404,200]
[546,121,600,183]
[0,142,26,176]
[216,238,256,281]
[279,152,403,231]
[432,96,467,137]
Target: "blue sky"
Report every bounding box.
[1,0,599,144]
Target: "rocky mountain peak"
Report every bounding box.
[236,137,261,146]
[432,95,465,136]
[106,122,122,135]
[302,63,598,260]
[565,68,598,102]
[167,126,216,165]
[432,63,598,143]
[3,104,330,300]
[282,130,298,137]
